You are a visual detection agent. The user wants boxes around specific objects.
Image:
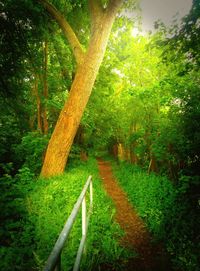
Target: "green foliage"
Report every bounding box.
[1,158,131,270]
[0,169,35,271]
[0,0,47,99]
[15,132,49,174]
[169,75,200,173]
[112,161,200,271]
[0,96,31,176]
[80,13,200,179]
[112,161,175,237]
[166,0,200,66]
[1,1,199,271]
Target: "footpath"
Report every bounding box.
[97,159,172,271]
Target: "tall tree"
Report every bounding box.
[39,0,125,177]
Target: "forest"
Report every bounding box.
[0,0,200,270]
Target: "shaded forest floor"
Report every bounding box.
[97,159,172,271]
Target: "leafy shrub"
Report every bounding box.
[0,169,34,271]
[15,132,49,174]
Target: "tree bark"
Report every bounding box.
[118,143,125,161]
[130,122,138,165]
[40,0,123,177]
[42,40,49,135]
[148,155,158,174]
[38,0,85,65]
[130,147,138,164]
[32,74,43,132]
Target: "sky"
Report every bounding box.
[139,0,193,32]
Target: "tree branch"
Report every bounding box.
[38,0,85,65]
[106,0,123,16]
[89,0,104,20]
[88,0,104,34]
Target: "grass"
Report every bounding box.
[111,159,200,271]
[111,161,175,238]
[1,157,132,270]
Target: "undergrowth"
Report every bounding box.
[112,160,200,271]
[1,158,131,270]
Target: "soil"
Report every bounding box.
[97,159,172,271]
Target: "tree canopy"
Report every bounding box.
[1,0,200,270]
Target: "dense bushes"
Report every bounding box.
[112,161,200,271]
[0,163,37,271]
[15,132,49,175]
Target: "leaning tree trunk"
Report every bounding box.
[41,5,121,177]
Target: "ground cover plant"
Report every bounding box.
[112,160,200,271]
[1,157,132,271]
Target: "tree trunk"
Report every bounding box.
[125,148,131,162]
[41,11,119,177]
[112,144,118,158]
[148,155,158,174]
[118,143,125,161]
[130,122,138,165]
[42,40,49,135]
[130,147,138,164]
[32,75,43,132]
[30,77,37,130]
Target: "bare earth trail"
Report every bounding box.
[97,159,172,271]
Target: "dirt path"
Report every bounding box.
[97,159,171,271]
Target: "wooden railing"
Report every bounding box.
[43,176,93,271]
